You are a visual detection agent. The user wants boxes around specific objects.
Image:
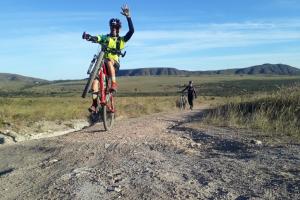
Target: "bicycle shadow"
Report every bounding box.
[74,123,108,134]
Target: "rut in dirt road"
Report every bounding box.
[0,109,299,200]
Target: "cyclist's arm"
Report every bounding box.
[82,32,106,44]
[193,87,197,98]
[123,17,134,42]
[88,36,98,43]
[181,86,188,93]
[82,32,97,43]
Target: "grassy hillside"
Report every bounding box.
[1,75,300,97]
[118,75,300,96]
[0,73,49,92]
[202,84,300,140]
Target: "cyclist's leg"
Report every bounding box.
[92,79,99,92]
[105,59,118,91]
[89,78,99,112]
[188,95,193,110]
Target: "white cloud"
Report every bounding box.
[128,24,300,60]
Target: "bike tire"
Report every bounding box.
[102,95,115,131]
[179,97,184,110]
[82,51,105,98]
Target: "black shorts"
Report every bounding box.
[96,60,120,80]
[113,62,120,73]
[104,59,120,73]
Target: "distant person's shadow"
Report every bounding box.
[164,110,255,160]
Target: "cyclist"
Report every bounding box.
[182,81,197,110]
[82,4,134,112]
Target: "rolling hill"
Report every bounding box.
[118,64,300,76]
[0,73,49,91]
[1,63,299,96]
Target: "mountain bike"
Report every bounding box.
[81,32,125,131]
[178,93,187,110]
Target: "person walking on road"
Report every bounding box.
[182,80,197,110]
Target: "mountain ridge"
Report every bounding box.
[118,63,300,76]
[1,64,299,85]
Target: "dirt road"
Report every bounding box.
[0,109,299,200]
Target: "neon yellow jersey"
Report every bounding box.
[97,34,125,63]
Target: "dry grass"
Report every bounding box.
[0,96,181,132]
[116,96,178,118]
[0,97,89,132]
[202,85,300,139]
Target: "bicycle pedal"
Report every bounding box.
[110,90,117,96]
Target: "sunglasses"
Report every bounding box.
[110,25,121,29]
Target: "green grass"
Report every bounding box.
[118,75,300,95]
[202,84,300,140]
[1,75,300,97]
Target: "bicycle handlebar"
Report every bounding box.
[83,32,126,57]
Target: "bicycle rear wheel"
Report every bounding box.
[102,94,115,131]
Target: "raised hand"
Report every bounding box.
[82,32,91,40]
[121,4,130,17]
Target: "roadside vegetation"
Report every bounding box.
[0,96,184,133]
[202,84,300,140]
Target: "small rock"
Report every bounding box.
[114,177,122,183]
[250,139,262,145]
[189,143,197,148]
[189,142,201,148]
[49,159,59,164]
[107,186,115,192]
[105,143,111,149]
[114,186,122,192]
[107,185,122,192]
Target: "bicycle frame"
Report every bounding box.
[98,63,115,113]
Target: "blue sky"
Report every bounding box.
[1,0,300,80]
